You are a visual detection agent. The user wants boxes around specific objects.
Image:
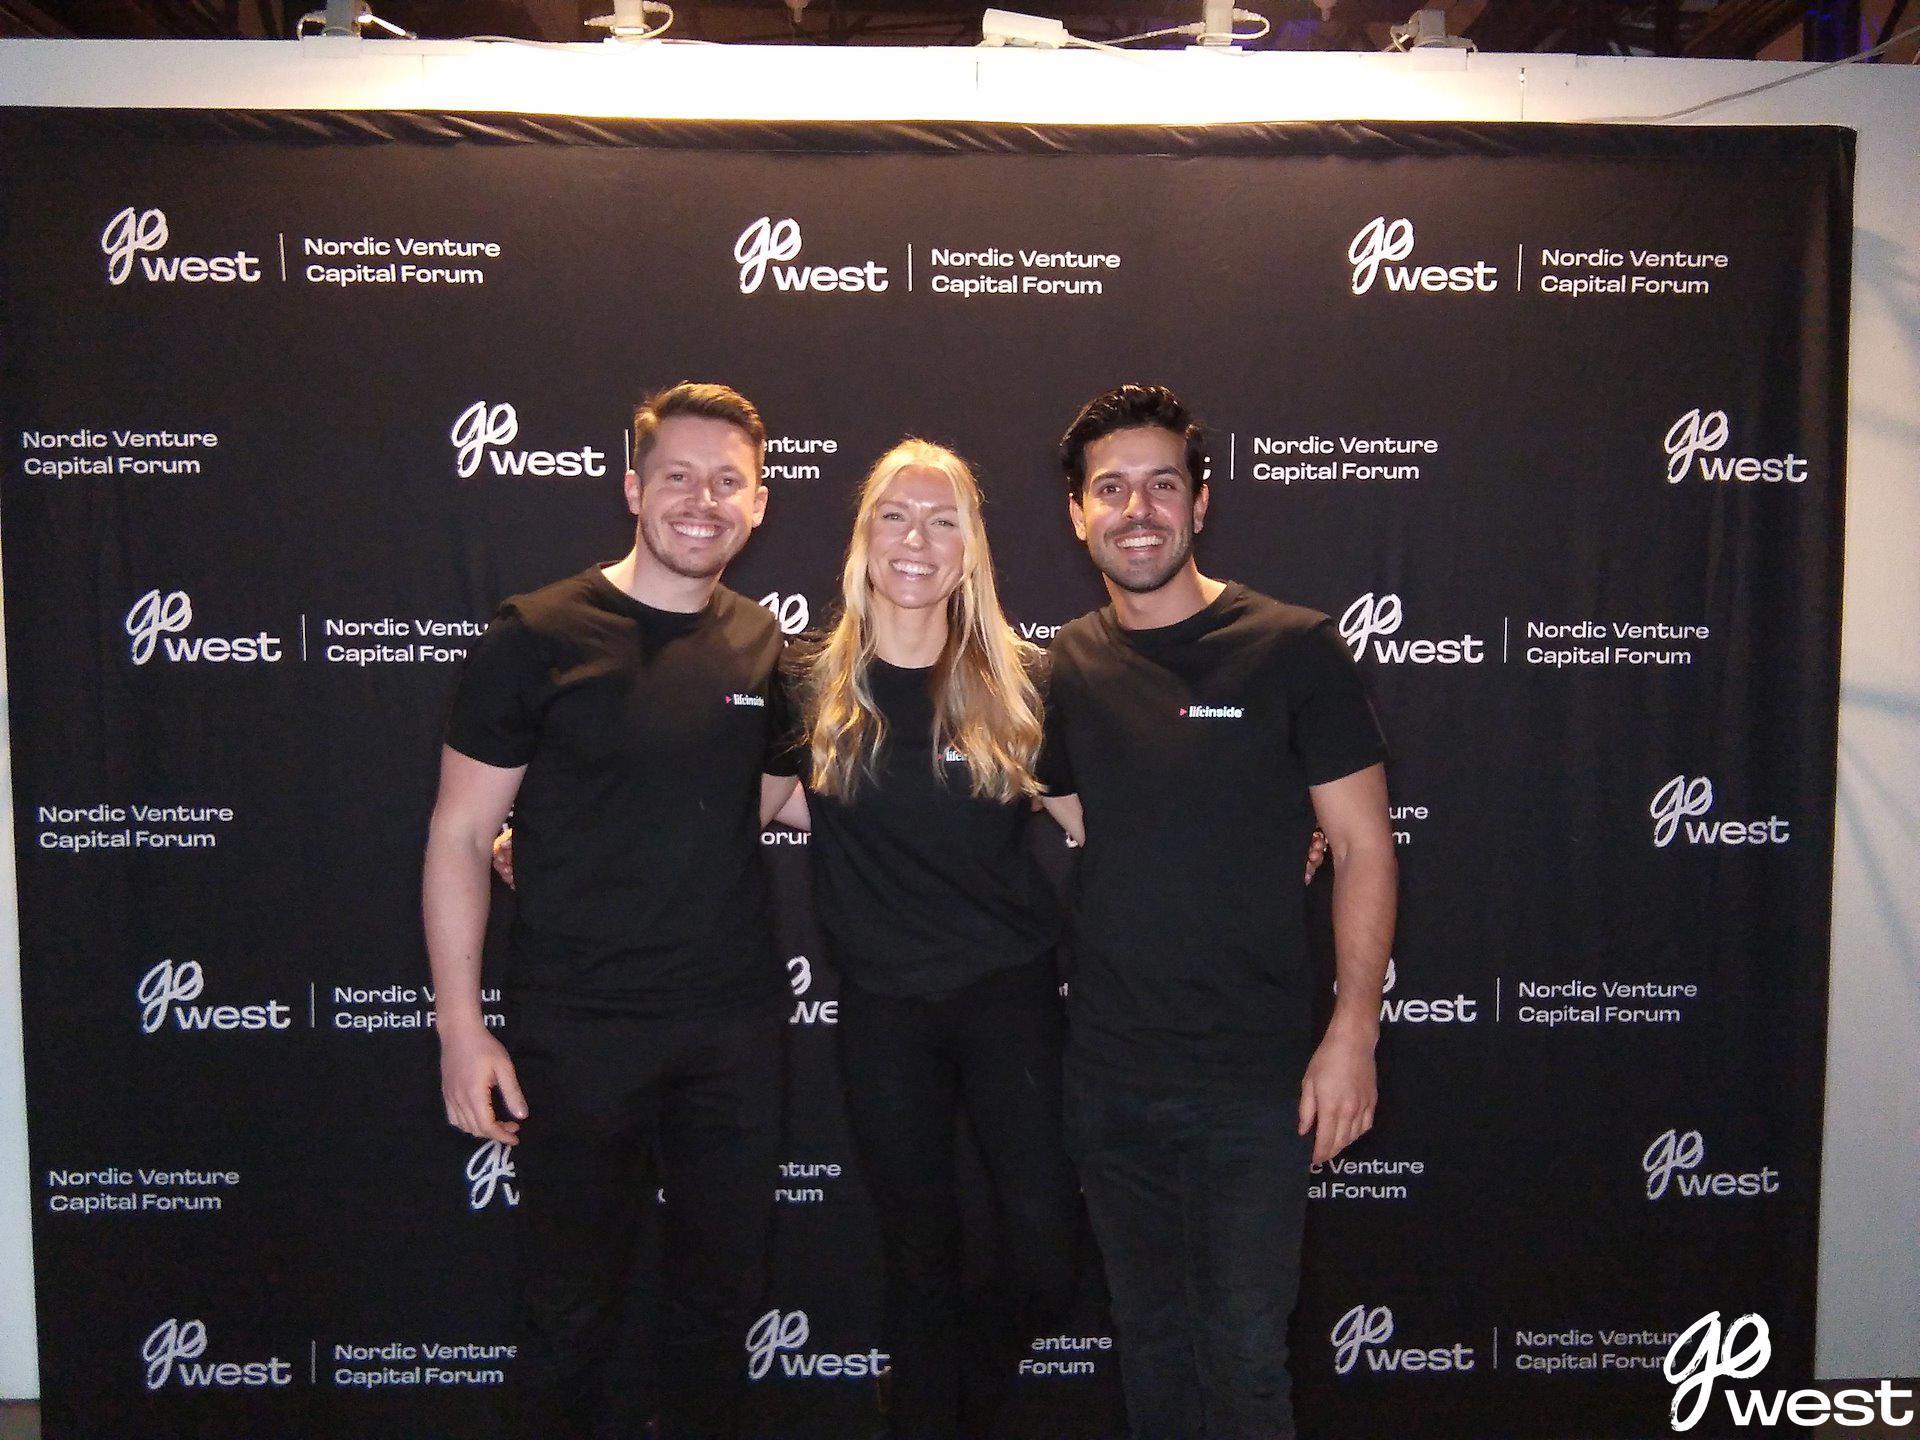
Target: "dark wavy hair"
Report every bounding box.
[1058,383,1208,500]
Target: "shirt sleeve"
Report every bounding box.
[1289,618,1390,785]
[1034,647,1076,796]
[762,651,805,778]
[443,603,543,769]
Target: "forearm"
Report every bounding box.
[1325,841,1397,1044]
[423,821,495,1039]
[762,772,804,829]
[1036,792,1084,846]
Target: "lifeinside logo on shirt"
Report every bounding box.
[724,693,766,708]
[1180,703,1246,720]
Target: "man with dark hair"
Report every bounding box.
[423,381,797,1440]
[1041,383,1398,1440]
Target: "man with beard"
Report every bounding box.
[423,382,795,1440]
[1038,384,1398,1440]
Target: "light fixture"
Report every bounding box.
[981,4,1271,51]
[295,0,414,38]
[1388,8,1473,51]
[586,0,675,42]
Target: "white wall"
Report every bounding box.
[0,35,1914,1397]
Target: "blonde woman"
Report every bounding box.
[771,438,1083,1440]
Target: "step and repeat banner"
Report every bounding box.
[0,111,1849,1438]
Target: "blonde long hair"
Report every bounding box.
[805,439,1043,803]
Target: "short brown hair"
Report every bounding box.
[630,382,766,476]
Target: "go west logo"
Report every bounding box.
[1643,1129,1780,1201]
[745,1309,887,1381]
[787,955,837,1026]
[759,592,810,636]
[1376,958,1477,1024]
[125,590,283,666]
[734,218,890,296]
[1330,1305,1475,1376]
[1665,1311,1914,1432]
[1663,409,1808,485]
[1339,593,1485,665]
[141,1318,292,1391]
[137,959,292,1034]
[449,403,609,480]
[101,208,261,287]
[1347,218,1499,297]
[1648,777,1790,849]
[467,1140,519,1211]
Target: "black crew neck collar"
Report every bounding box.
[587,565,716,630]
[1104,581,1241,649]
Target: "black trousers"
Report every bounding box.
[836,959,1082,1440]
[503,1001,785,1440]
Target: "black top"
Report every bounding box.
[1037,583,1387,1088]
[445,568,797,1016]
[802,657,1061,998]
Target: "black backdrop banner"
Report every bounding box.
[0,111,1850,1439]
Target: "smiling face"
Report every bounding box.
[865,464,967,615]
[624,413,766,581]
[1069,424,1209,594]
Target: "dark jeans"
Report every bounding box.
[836,959,1082,1440]
[1064,1064,1312,1440]
[504,1002,785,1440]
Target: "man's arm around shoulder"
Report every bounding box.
[1299,762,1397,1166]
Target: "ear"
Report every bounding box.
[750,479,769,530]
[624,469,642,517]
[1069,492,1088,543]
[1192,481,1210,534]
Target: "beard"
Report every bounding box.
[639,512,743,581]
[1091,523,1193,594]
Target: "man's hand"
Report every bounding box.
[1297,1030,1376,1165]
[441,1024,528,1146]
[492,828,515,888]
[1305,829,1327,884]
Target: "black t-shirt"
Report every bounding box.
[801,657,1061,998]
[444,568,796,1016]
[1037,582,1387,1088]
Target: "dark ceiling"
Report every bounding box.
[0,0,1911,60]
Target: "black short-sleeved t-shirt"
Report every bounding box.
[1037,582,1387,1088]
[801,657,1060,998]
[444,568,796,1016]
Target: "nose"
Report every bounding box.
[691,475,721,507]
[1122,485,1152,521]
[902,521,928,550]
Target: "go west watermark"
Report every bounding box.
[734,218,890,295]
[101,208,262,287]
[1642,1130,1779,1201]
[1665,1312,1913,1431]
[1340,593,1485,666]
[787,955,837,1026]
[125,590,282,666]
[1664,409,1808,485]
[1347,218,1501,296]
[745,1310,887,1381]
[1335,958,1477,1026]
[450,402,609,480]
[1330,1305,1475,1376]
[759,592,810,636]
[1649,777,1790,849]
[467,1140,518,1211]
[142,1319,291,1392]
[137,960,292,1034]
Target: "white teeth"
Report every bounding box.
[1116,535,1164,550]
[891,560,935,576]
[671,522,721,539]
